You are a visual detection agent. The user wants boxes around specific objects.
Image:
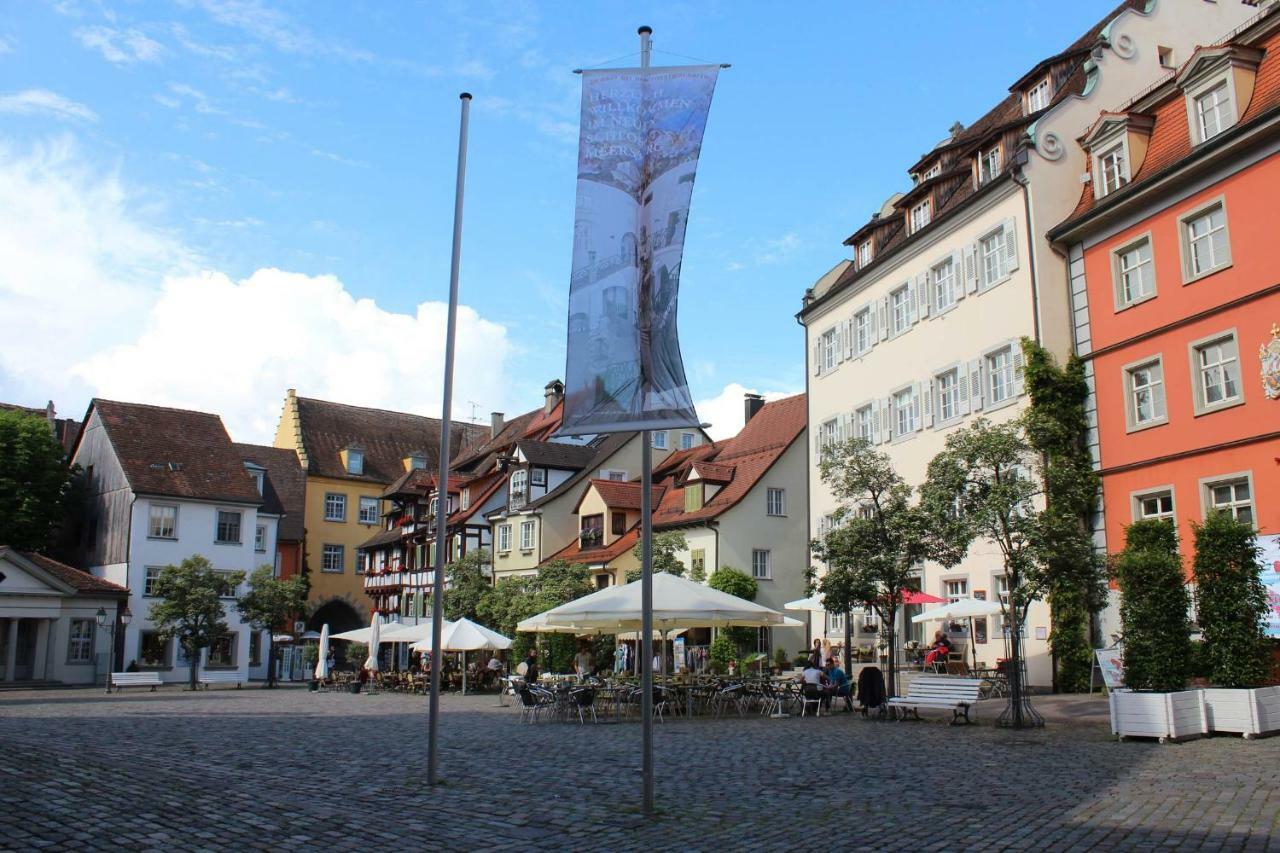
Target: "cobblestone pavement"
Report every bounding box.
[1,686,1277,852]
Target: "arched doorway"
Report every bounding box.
[307,598,363,634]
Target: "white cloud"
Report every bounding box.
[0,136,516,443]
[0,36,14,55]
[193,0,373,62]
[75,26,165,64]
[0,89,97,122]
[694,382,799,441]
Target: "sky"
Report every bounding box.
[0,0,1130,442]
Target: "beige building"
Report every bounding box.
[799,0,1256,688]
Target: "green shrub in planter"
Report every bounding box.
[1192,511,1269,689]
[343,641,368,669]
[1115,520,1191,692]
[709,633,737,672]
[773,648,788,671]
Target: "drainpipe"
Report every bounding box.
[796,303,814,668]
[1010,162,1042,345]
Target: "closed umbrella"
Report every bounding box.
[364,616,381,672]
[912,598,1004,670]
[314,623,330,680]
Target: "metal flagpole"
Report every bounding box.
[427,91,472,788]
[637,23,655,819]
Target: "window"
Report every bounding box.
[933,258,957,312]
[215,510,242,544]
[497,524,511,553]
[358,496,379,525]
[980,229,1008,286]
[1026,77,1051,112]
[853,308,872,354]
[139,631,169,668]
[751,549,771,580]
[937,368,960,422]
[820,418,839,450]
[766,488,786,517]
[1194,82,1230,142]
[857,240,873,267]
[910,198,931,232]
[1114,236,1155,307]
[855,405,874,442]
[680,432,695,450]
[944,578,969,603]
[509,470,527,510]
[1191,332,1241,414]
[1181,201,1230,280]
[611,511,627,536]
[1135,489,1175,522]
[1125,358,1166,430]
[321,544,344,573]
[531,468,547,486]
[207,633,236,667]
[890,286,912,335]
[595,574,611,590]
[216,571,239,599]
[893,386,918,436]
[923,162,942,180]
[323,493,346,522]
[255,524,267,552]
[143,566,162,597]
[684,483,704,512]
[1158,46,1174,69]
[148,505,177,539]
[1097,143,1128,197]
[691,548,705,576]
[460,488,470,510]
[603,469,628,482]
[822,327,838,370]
[651,431,668,450]
[826,611,846,634]
[520,520,535,551]
[409,455,427,470]
[581,514,604,548]
[986,346,1015,405]
[979,146,1001,183]
[248,468,265,496]
[1205,477,1253,524]
[249,631,261,667]
[67,618,94,664]
[346,449,364,475]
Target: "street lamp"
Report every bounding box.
[96,606,131,694]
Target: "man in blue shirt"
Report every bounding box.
[826,657,853,712]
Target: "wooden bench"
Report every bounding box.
[886,675,984,724]
[198,670,247,689]
[110,672,162,691]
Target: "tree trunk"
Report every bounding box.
[188,646,199,691]
[1009,609,1024,727]
[885,610,897,699]
[265,633,276,688]
[843,609,852,675]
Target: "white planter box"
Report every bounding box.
[1202,686,1280,738]
[1109,689,1206,742]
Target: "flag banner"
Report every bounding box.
[560,65,720,435]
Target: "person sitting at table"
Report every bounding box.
[825,657,852,712]
[924,630,953,670]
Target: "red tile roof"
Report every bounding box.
[540,524,640,568]
[3,549,129,596]
[576,479,668,513]
[232,443,305,541]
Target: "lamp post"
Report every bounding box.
[95,605,131,693]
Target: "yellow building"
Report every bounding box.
[272,389,487,631]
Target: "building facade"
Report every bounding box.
[1050,5,1280,636]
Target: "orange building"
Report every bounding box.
[1050,7,1280,618]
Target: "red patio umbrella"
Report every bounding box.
[900,590,946,605]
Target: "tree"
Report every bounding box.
[625,531,689,582]
[236,565,307,688]
[1114,519,1191,692]
[444,549,491,622]
[921,418,1044,727]
[479,559,594,671]
[812,438,948,695]
[1021,339,1108,692]
[708,565,759,658]
[0,409,75,551]
[150,556,244,689]
[1192,511,1269,689]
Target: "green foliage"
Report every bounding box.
[630,531,688,577]
[707,565,757,601]
[343,641,368,669]
[149,556,243,687]
[236,565,307,686]
[477,559,594,672]
[1114,520,1191,692]
[709,633,737,673]
[1020,339,1108,693]
[1192,511,1269,688]
[444,549,491,622]
[301,644,318,668]
[773,647,788,670]
[0,410,76,551]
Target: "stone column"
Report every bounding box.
[3,619,17,682]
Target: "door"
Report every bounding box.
[14,620,37,680]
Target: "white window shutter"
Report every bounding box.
[834,325,844,365]
[1003,218,1019,272]
[866,304,877,348]
[1152,364,1167,420]
[1012,344,1025,395]
[953,249,966,301]
[906,280,918,325]
[813,338,823,377]
[969,358,984,411]
[870,399,881,444]
[956,366,970,416]
[917,272,931,318]
[922,379,934,428]
[814,430,822,456]
[964,244,979,294]
[913,382,924,431]
[843,319,855,360]
[877,297,890,341]
[882,396,894,441]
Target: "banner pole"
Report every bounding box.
[638,23,655,819]
[427,91,472,789]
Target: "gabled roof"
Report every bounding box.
[574,479,668,514]
[231,443,305,541]
[450,400,563,475]
[520,432,636,513]
[688,461,734,483]
[292,395,488,484]
[86,399,263,505]
[0,547,129,597]
[539,524,640,568]
[516,440,597,470]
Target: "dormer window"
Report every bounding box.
[346,448,364,475]
[909,199,931,233]
[1025,77,1051,113]
[978,146,1001,184]
[923,162,941,180]
[1096,143,1129,197]
[250,470,264,495]
[1082,112,1153,202]
[857,240,873,267]
[509,469,527,510]
[408,454,427,471]
[1178,46,1262,147]
[1194,82,1231,142]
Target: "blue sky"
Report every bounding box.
[0,0,1128,441]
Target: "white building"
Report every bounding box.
[71,400,285,683]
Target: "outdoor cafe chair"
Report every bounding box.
[799,684,823,717]
[570,687,598,725]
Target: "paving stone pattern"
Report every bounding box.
[0,687,1277,851]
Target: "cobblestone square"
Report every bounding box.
[1,686,1277,851]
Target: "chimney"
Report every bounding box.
[544,379,565,414]
[744,393,764,425]
[490,412,505,439]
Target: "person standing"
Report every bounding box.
[522,648,540,684]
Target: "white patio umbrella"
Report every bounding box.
[381,620,450,645]
[912,598,1004,670]
[314,623,330,680]
[364,616,381,672]
[783,596,826,611]
[412,618,513,695]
